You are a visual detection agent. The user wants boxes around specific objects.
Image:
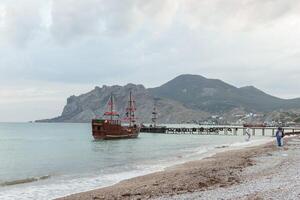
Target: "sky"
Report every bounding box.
[1,0,300,122]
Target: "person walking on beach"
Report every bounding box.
[245,128,251,141]
[276,127,284,147]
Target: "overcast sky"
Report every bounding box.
[1,0,300,122]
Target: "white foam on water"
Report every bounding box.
[187,137,274,159]
[0,137,274,200]
[1,154,205,199]
[229,137,274,148]
[0,166,165,200]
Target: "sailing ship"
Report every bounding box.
[140,105,166,133]
[91,91,140,140]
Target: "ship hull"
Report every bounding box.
[92,119,140,140]
[93,132,139,140]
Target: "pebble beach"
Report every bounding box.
[157,136,300,200]
[58,135,300,200]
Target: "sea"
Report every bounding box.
[0,123,274,200]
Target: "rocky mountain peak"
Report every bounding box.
[37,74,300,123]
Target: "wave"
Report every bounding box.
[229,137,273,148]
[0,175,51,187]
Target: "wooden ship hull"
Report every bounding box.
[92,119,140,140]
[91,91,139,140]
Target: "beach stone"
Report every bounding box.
[154,136,300,200]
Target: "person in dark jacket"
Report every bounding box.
[275,127,284,147]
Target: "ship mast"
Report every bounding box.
[110,94,113,121]
[104,93,119,120]
[129,91,132,127]
[126,91,136,127]
[152,106,157,128]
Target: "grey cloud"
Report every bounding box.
[49,0,178,43]
[181,0,300,31]
[48,0,300,44]
[1,0,299,45]
[1,0,300,110]
[0,0,45,47]
[50,0,104,43]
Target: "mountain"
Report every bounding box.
[149,74,298,113]
[37,83,209,123]
[149,74,240,112]
[37,74,300,123]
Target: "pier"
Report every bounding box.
[141,126,300,136]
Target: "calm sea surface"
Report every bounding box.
[0,123,272,199]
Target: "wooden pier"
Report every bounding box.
[142,126,300,136]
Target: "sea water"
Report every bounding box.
[0,123,273,200]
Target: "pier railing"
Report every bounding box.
[143,126,300,136]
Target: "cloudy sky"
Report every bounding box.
[1,0,300,122]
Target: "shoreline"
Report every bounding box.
[57,137,281,200]
[163,135,300,200]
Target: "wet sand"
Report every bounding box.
[58,137,284,200]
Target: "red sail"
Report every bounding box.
[104,94,119,119]
[104,112,119,116]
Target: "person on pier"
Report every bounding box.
[275,127,285,147]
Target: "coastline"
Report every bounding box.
[57,136,286,200]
